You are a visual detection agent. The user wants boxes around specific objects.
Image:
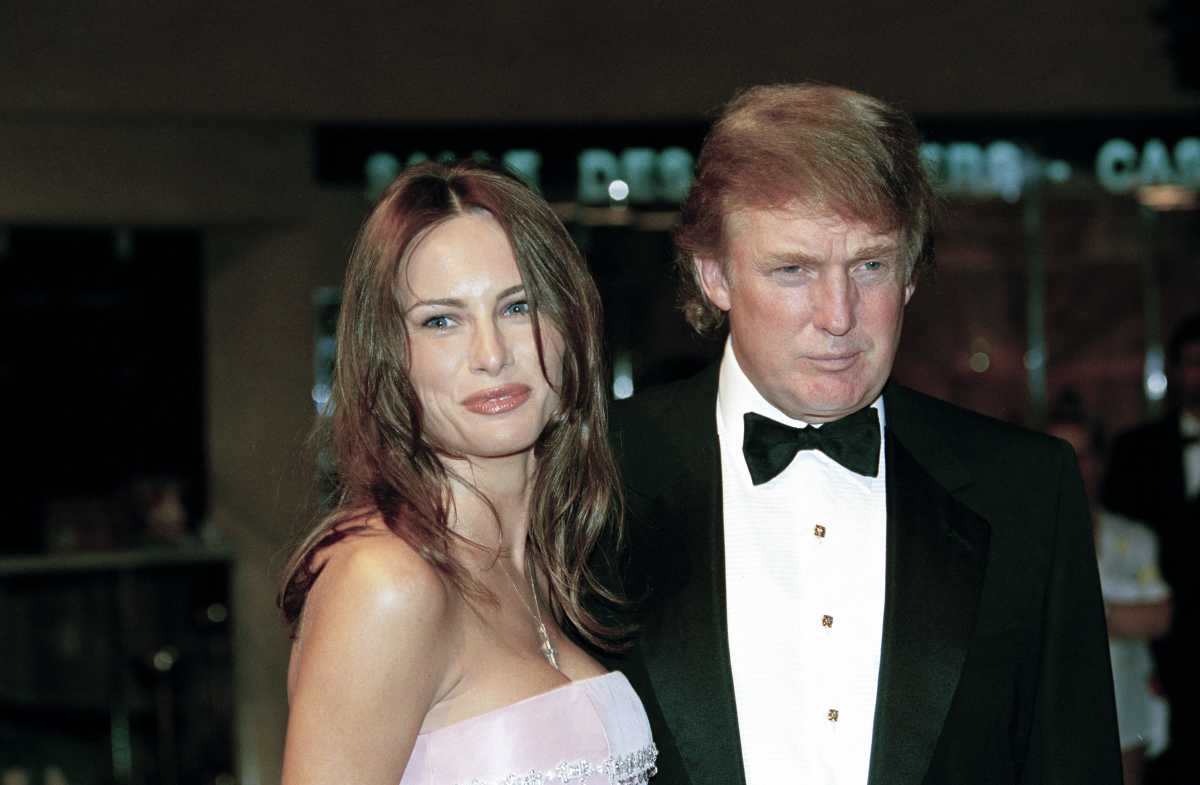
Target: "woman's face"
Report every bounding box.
[398,212,564,462]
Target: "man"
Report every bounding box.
[1102,314,1200,782]
[608,84,1120,785]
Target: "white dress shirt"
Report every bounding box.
[717,340,887,785]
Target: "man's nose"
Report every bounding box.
[812,272,855,336]
[471,320,512,375]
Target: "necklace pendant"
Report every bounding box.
[537,623,560,670]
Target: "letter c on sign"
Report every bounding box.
[1096,139,1139,194]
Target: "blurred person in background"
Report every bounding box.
[1103,313,1200,783]
[607,82,1120,785]
[1049,392,1172,785]
[277,162,657,785]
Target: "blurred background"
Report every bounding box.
[1,2,1197,784]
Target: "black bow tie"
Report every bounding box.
[742,407,881,485]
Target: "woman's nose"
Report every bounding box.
[471,320,512,375]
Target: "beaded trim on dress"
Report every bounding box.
[456,743,658,785]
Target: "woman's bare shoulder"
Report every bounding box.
[305,517,453,637]
[283,518,457,783]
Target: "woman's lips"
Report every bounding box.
[461,384,532,415]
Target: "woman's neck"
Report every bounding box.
[444,450,538,567]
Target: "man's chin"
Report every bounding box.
[777,378,885,423]
[779,397,868,424]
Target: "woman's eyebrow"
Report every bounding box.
[404,285,526,314]
[405,297,464,314]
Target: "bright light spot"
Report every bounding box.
[1146,371,1168,399]
[206,603,229,624]
[1137,184,1198,211]
[613,374,634,400]
[1023,348,1044,370]
[153,648,177,672]
[1145,347,1167,401]
[312,382,332,413]
[612,352,634,399]
[969,352,991,373]
[607,179,630,201]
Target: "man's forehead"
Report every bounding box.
[723,203,899,251]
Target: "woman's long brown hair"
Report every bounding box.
[278,160,626,649]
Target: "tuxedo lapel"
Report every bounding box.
[867,397,991,785]
[635,368,747,785]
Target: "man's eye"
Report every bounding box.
[504,301,531,316]
[862,260,883,271]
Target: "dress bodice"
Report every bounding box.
[400,671,657,785]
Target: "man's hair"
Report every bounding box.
[675,82,937,334]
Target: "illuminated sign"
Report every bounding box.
[364,146,696,206]
[1094,138,1200,193]
[576,147,694,204]
[365,149,544,199]
[920,141,1037,201]
[324,122,1200,209]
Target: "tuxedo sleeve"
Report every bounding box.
[1021,442,1121,785]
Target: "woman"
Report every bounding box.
[279,161,657,785]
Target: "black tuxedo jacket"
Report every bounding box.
[1102,411,1191,534]
[607,366,1120,785]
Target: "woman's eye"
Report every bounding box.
[422,315,454,329]
[504,301,531,316]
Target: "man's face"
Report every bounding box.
[698,205,913,423]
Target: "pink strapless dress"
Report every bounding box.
[400,671,657,785]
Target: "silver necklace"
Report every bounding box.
[505,559,560,671]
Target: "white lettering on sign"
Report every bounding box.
[577,147,695,204]
[363,146,695,205]
[374,149,543,192]
[920,141,1032,202]
[658,147,694,203]
[578,149,621,204]
[501,150,543,190]
[365,152,402,199]
[1095,138,1200,193]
